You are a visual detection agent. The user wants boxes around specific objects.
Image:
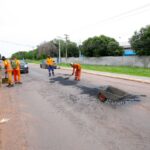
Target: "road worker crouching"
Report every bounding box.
[2,56,14,87]
[70,62,81,81]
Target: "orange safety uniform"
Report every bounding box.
[0,61,2,87]
[46,58,54,66]
[3,59,13,85]
[46,57,55,76]
[72,64,81,80]
[13,59,21,83]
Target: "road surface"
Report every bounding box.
[0,64,150,150]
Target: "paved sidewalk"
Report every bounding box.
[61,67,150,84]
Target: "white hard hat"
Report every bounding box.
[70,62,73,65]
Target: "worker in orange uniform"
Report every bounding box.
[70,62,81,81]
[0,58,2,87]
[12,57,22,84]
[46,55,55,77]
[2,56,14,87]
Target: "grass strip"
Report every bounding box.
[59,63,150,77]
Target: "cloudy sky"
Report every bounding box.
[0,0,150,57]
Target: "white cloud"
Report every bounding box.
[0,0,150,57]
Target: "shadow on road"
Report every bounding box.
[49,76,78,86]
[49,76,99,98]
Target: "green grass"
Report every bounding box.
[59,63,150,77]
[26,60,150,77]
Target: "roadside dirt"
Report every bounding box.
[0,87,28,150]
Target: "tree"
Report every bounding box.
[52,39,66,57]
[11,49,38,60]
[37,41,58,58]
[130,25,150,55]
[66,41,79,57]
[52,39,79,57]
[12,51,28,59]
[81,35,123,57]
[28,49,38,59]
[107,41,123,56]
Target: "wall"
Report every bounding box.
[59,56,150,68]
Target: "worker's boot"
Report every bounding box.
[18,81,22,84]
[6,83,14,87]
[10,84,14,87]
[77,77,80,81]
[6,84,11,87]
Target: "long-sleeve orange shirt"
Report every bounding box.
[72,64,81,74]
[3,60,12,72]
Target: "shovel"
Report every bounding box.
[64,74,73,80]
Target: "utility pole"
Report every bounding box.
[64,34,69,63]
[78,40,82,58]
[57,36,63,64]
[58,40,61,63]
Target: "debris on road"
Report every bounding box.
[0,118,10,124]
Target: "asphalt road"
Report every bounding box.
[0,64,150,150]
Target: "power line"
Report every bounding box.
[70,3,150,33]
[110,7,150,23]
[95,3,150,24]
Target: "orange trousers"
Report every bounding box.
[13,69,21,82]
[0,71,2,87]
[75,69,81,80]
[7,71,13,84]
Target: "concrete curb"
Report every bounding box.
[60,67,150,84]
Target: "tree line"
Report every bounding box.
[11,39,79,60]
[11,25,150,59]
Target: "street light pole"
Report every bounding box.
[64,34,69,63]
[58,39,61,63]
[78,40,82,58]
[57,36,63,64]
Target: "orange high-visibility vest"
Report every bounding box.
[14,59,20,70]
[46,58,54,66]
[3,60,12,72]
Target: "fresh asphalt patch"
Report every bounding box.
[49,75,142,107]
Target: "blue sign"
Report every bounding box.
[124,49,136,56]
